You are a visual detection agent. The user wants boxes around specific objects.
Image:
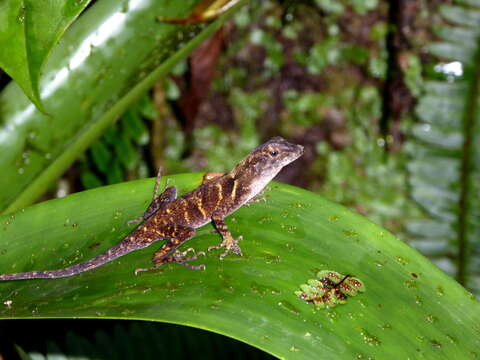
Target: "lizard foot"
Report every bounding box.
[245,186,270,207]
[134,248,206,275]
[208,236,243,259]
[245,196,267,207]
[171,248,206,270]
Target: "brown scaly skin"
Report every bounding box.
[0,137,304,280]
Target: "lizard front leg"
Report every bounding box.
[128,168,177,224]
[202,172,225,184]
[208,216,243,259]
[245,186,269,206]
[134,225,204,273]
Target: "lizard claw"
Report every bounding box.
[134,266,155,275]
[209,236,243,259]
[172,248,206,270]
[134,248,206,274]
[245,196,267,207]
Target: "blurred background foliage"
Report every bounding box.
[1,0,479,358]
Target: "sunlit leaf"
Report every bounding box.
[1,175,479,358]
[0,0,92,109]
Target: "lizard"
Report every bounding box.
[0,137,303,281]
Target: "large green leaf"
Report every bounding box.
[1,175,478,359]
[0,0,244,214]
[0,0,92,110]
[407,0,480,293]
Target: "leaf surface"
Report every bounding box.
[0,175,478,359]
[0,0,92,109]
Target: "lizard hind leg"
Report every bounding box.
[134,226,205,274]
[166,248,206,270]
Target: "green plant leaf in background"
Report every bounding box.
[407,0,480,294]
[0,0,245,215]
[0,0,92,110]
[1,175,479,359]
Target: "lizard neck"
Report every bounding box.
[229,162,281,202]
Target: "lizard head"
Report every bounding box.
[232,137,304,182]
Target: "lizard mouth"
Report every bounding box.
[291,143,304,160]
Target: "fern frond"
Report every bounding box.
[408,0,480,293]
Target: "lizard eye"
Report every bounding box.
[269,150,278,156]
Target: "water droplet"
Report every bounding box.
[281,224,297,233]
[17,6,26,23]
[357,299,367,308]
[446,334,458,344]
[250,281,280,296]
[17,168,24,175]
[91,297,107,306]
[425,314,437,323]
[209,304,220,310]
[328,215,339,222]
[325,310,339,322]
[359,329,381,346]
[290,202,307,209]
[258,216,272,224]
[404,279,417,289]
[289,345,299,352]
[436,286,445,296]
[416,335,425,342]
[263,253,281,264]
[378,323,392,330]
[395,256,409,265]
[430,339,442,349]
[343,229,358,237]
[258,334,270,343]
[278,300,300,315]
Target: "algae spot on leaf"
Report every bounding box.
[295,270,365,309]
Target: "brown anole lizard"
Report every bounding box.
[0,137,303,280]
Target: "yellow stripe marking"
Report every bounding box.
[231,179,238,200]
[196,196,207,218]
[215,183,223,208]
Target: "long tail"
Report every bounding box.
[0,239,149,281]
